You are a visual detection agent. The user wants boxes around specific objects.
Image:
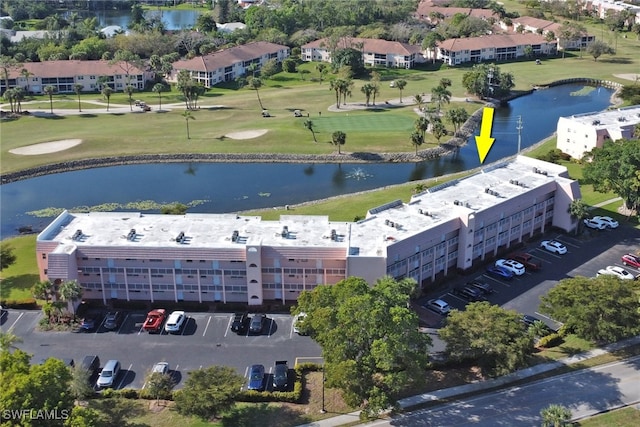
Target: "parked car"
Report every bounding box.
[486,265,514,280]
[452,286,486,302]
[164,311,186,333]
[423,299,451,315]
[592,216,618,229]
[584,218,607,230]
[293,312,308,335]
[103,311,123,331]
[621,254,640,269]
[509,252,542,271]
[81,355,101,379]
[247,364,265,391]
[249,314,267,334]
[495,259,525,276]
[152,362,170,375]
[79,317,97,332]
[597,265,635,280]
[521,315,552,334]
[273,360,289,391]
[230,312,250,334]
[97,359,121,389]
[467,280,494,295]
[540,240,567,255]
[142,309,166,333]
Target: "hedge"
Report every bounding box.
[537,333,564,348]
[0,298,39,309]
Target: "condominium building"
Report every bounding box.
[36,156,580,306]
[556,105,640,159]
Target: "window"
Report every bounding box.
[42,253,47,259]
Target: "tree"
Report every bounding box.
[439,302,533,376]
[370,70,381,105]
[174,365,244,420]
[0,331,22,352]
[70,364,94,400]
[431,84,451,113]
[540,276,640,343]
[316,63,328,84]
[331,47,365,76]
[583,139,640,213]
[144,370,175,404]
[247,76,264,110]
[59,280,82,315]
[541,404,572,427]
[329,78,342,108]
[124,84,136,111]
[182,110,195,140]
[0,243,16,270]
[0,55,20,95]
[101,86,113,111]
[431,119,447,143]
[331,130,346,154]
[110,50,142,109]
[361,83,375,106]
[259,59,280,80]
[586,39,615,61]
[73,83,83,112]
[445,107,470,134]
[422,32,443,63]
[20,68,33,94]
[557,22,586,58]
[415,116,430,140]
[32,280,53,302]
[304,119,317,143]
[295,276,430,419]
[410,131,424,155]
[196,12,217,33]
[395,79,407,103]
[152,83,165,111]
[44,85,56,114]
[462,63,515,99]
[66,406,107,427]
[568,199,589,235]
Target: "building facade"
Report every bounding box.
[301,37,425,69]
[36,156,580,306]
[167,41,289,88]
[556,105,640,159]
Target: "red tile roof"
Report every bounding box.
[9,60,146,78]
[438,33,550,51]
[172,41,288,72]
[302,37,422,56]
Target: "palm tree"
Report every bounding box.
[44,85,56,114]
[413,94,424,112]
[431,85,452,113]
[32,280,53,302]
[248,77,264,110]
[101,86,113,111]
[410,131,424,155]
[304,119,317,143]
[153,83,165,111]
[415,116,430,140]
[73,83,83,112]
[124,84,135,111]
[182,110,195,139]
[432,119,447,143]
[316,63,327,84]
[439,78,452,88]
[331,130,346,154]
[0,331,22,352]
[540,404,572,427]
[59,280,83,316]
[370,71,381,105]
[395,79,407,103]
[361,83,375,106]
[20,68,33,94]
[329,79,341,109]
[568,199,589,235]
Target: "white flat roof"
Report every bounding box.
[560,105,640,129]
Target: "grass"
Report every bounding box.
[0,235,39,301]
[577,406,640,426]
[533,334,594,361]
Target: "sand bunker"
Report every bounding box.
[9,139,83,155]
[225,129,268,140]
[614,74,640,82]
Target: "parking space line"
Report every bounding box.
[224,315,233,337]
[117,364,133,390]
[7,312,24,332]
[268,318,275,337]
[181,318,189,336]
[447,293,468,303]
[554,238,580,248]
[202,316,212,337]
[117,314,129,334]
[534,248,563,259]
[482,274,510,287]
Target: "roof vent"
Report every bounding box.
[418,209,423,214]
[176,231,186,243]
[330,229,337,241]
[592,119,600,125]
[617,116,626,122]
[72,229,83,241]
[127,229,136,241]
[232,230,239,242]
[281,226,289,238]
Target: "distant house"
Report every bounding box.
[433,33,557,65]
[301,37,425,69]
[167,41,289,88]
[556,105,640,159]
[501,16,595,50]
[585,0,640,23]
[3,60,152,95]
[415,4,497,22]
[217,22,246,33]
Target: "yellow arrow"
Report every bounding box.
[475,107,496,164]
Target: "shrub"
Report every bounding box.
[0,298,39,309]
[537,333,563,348]
[101,388,115,398]
[116,389,139,399]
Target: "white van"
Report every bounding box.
[97,359,121,389]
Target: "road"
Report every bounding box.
[364,355,640,427]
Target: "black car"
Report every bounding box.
[521,315,553,334]
[452,286,486,302]
[103,311,123,331]
[249,314,266,334]
[467,280,494,295]
[273,361,289,391]
[231,312,249,334]
[79,317,96,331]
[80,355,101,383]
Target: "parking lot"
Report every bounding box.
[2,225,639,391]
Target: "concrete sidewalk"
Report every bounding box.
[296,335,640,427]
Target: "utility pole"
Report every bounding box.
[516,115,523,154]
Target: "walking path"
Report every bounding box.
[590,197,622,209]
[296,335,640,427]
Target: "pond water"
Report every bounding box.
[0,84,614,238]
[74,8,200,31]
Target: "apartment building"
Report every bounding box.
[301,37,425,69]
[37,157,579,306]
[499,16,595,50]
[166,41,289,88]
[556,105,640,159]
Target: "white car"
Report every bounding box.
[152,362,170,375]
[540,240,567,255]
[495,259,526,276]
[584,218,607,230]
[592,216,618,229]
[597,266,635,280]
[164,311,186,333]
[424,299,451,315]
[293,312,307,335]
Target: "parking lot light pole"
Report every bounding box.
[320,366,326,414]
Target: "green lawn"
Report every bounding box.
[0,235,39,301]
[577,406,640,426]
[312,112,416,133]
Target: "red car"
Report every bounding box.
[621,254,640,269]
[142,308,166,333]
[509,252,542,271]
